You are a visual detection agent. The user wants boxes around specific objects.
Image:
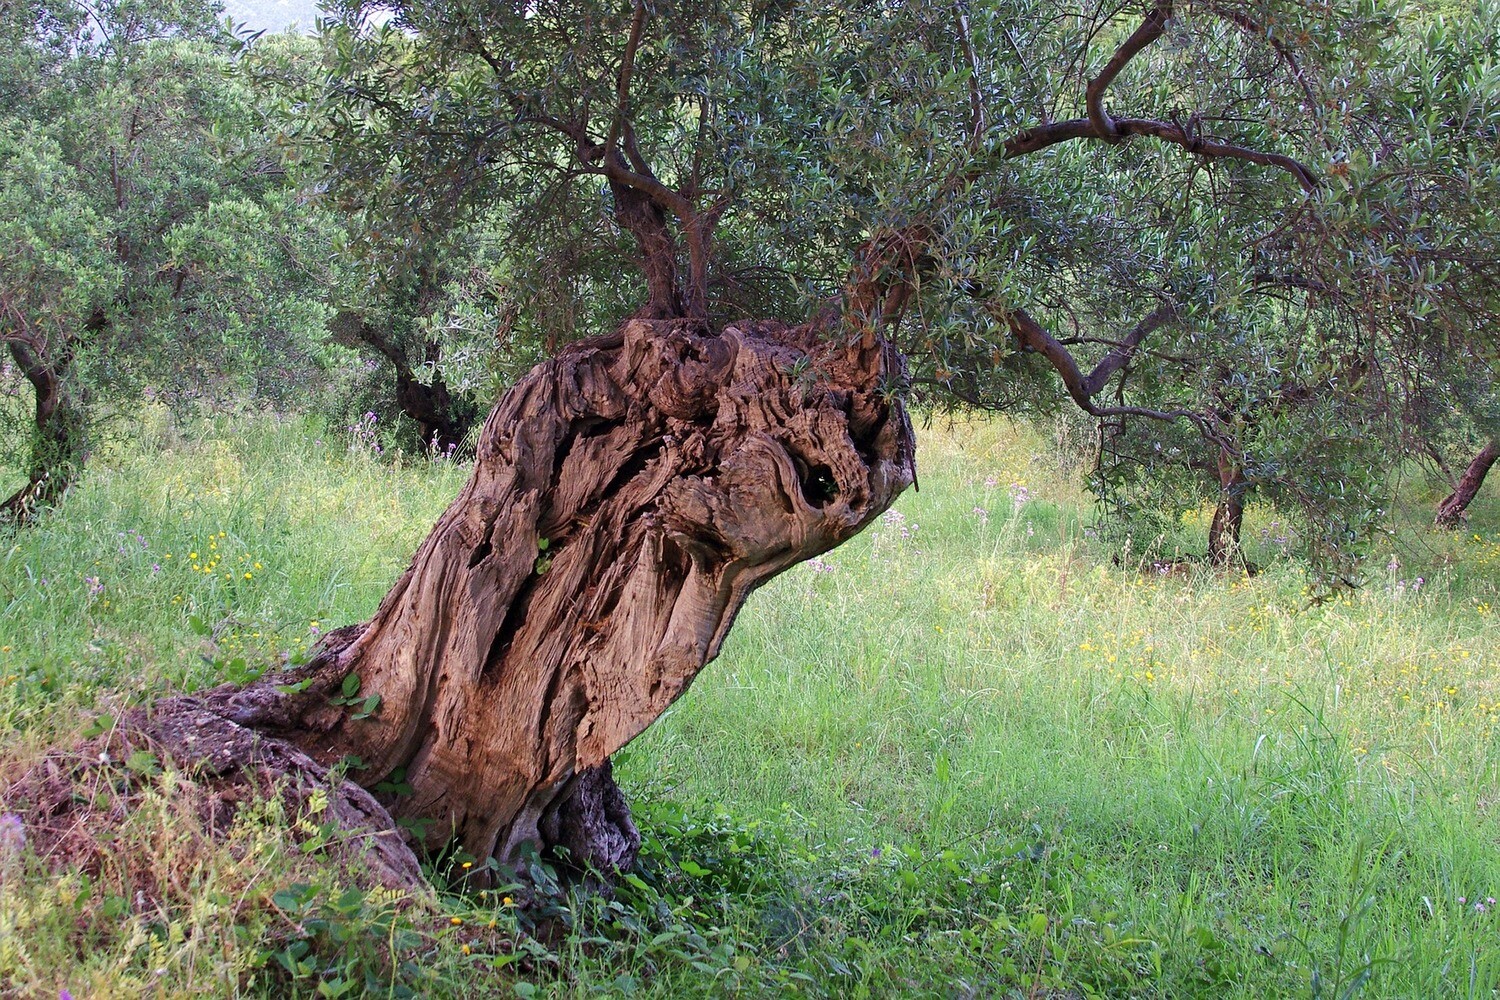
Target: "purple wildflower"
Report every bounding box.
[0,813,24,857]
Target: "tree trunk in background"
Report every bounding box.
[331,314,479,454]
[392,363,475,454]
[192,317,913,874]
[1207,448,1246,567]
[2,340,87,521]
[1435,440,1499,528]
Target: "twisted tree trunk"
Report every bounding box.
[392,363,475,454]
[1435,440,1498,528]
[337,314,478,454]
[124,316,911,881]
[2,339,87,521]
[1207,447,1246,568]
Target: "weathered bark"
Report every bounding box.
[1435,440,1499,528]
[2,340,87,521]
[150,316,914,878]
[1207,447,1246,567]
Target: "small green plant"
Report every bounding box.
[263,882,425,999]
[327,673,381,720]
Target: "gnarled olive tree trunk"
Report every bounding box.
[150,316,913,879]
[2,338,87,521]
[1435,440,1497,528]
[1207,448,1247,568]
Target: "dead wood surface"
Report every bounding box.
[5,705,425,894]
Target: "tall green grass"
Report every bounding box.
[2,413,1498,997]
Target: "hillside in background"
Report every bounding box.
[224,0,322,33]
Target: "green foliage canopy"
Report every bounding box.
[1,0,334,510]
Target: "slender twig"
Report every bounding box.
[953,2,985,152]
[1209,5,1321,117]
[608,0,648,154]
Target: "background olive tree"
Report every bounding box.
[0,0,332,517]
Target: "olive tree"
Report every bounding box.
[0,1,331,517]
[16,0,1498,887]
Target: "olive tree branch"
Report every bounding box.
[1003,116,1319,193]
[994,4,1319,195]
[1085,3,1172,142]
[608,0,648,161]
[953,2,985,152]
[1208,5,1321,117]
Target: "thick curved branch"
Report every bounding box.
[598,130,727,319]
[1002,117,1096,154]
[1003,115,1319,193]
[600,150,692,220]
[4,337,46,383]
[601,152,686,319]
[995,4,1319,195]
[1080,303,1177,397]
[950,277,1184,421]
[999,306,1222,442]
[5,337,66,430]
[0,298,72,412]
[1085,4,1171,142]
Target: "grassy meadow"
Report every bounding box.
[2,411,1500,998]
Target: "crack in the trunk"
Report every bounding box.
[467,538,493,569]
[531,666,571,777]
[481,569,543,679]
